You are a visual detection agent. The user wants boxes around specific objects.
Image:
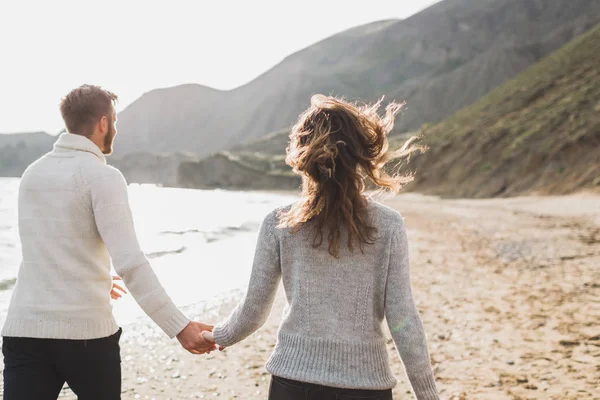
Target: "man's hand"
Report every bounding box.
[176,321,217,354]
[110,276,127,300]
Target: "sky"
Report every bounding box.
[0,0,441,134]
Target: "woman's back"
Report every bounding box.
[211,94,439,399]
[214,201,437,396]
[277,200,399,342]
[270,199,422,390]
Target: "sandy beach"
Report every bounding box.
[21,193,600,399]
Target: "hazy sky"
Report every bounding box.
[0,0,441,133]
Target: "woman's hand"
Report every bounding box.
[177,322,217,354]
[202,331,226,351]
[110,275,127,300]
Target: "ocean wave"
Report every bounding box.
[160,229,203,235]
[145,246,186,259]
[159,222,259,240]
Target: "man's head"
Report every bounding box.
[59,85,119,155]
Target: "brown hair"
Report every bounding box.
[279,94,422,257]
[59,84,118,137]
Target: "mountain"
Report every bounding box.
[402,21,600,197]
[0,132,56,177]
[115,0,600,158]
[178,152,300,190]
[110,152,202,186]
[113,84,227,157]
[5,0,600,187]
[0,131,192,186]
[185,21,600,196]
[228,127,291,155]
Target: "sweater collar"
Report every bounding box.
[53,133,106,163]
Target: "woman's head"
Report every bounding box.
[279,94,421,257]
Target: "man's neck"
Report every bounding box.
[88,133,105,155]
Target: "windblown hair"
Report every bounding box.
[59,84,118,137]
[279,94,422,257]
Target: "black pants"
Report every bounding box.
[2,328,122,400]
[269,376,393,400]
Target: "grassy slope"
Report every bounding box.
[405,22,600,197]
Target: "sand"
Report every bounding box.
[7,193,600,399]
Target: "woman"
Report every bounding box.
[204,95,440,400]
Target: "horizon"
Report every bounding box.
[0,0,441,134]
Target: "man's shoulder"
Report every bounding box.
[20,153,56,185]
[21,154,48,178]
[79,158,125,187]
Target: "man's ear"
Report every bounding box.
[99,115,108,134]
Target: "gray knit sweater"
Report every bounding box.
[213,201,439,399]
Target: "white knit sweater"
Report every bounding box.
[1,133,190,340]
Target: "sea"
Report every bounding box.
[0,178,297,328]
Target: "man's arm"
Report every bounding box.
[88,167,213,352]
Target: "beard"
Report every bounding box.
[102,120,116,155]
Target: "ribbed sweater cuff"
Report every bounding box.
[148,300,190,339]
[212,323,237,347]
[408,370,440,400]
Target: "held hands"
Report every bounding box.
[109,276,222,355]
[202,330,226,351]
[177,321,219,355]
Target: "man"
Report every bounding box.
[1,84,215,399]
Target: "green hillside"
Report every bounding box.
[406,21,600,197]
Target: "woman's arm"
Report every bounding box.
[211,211,282,347]
[385,221,440,400]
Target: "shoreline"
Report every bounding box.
[1,192,598,399]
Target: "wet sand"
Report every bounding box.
[14,193,600,399]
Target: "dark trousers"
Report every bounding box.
[2,328,122,400]
[269,376,393,400]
